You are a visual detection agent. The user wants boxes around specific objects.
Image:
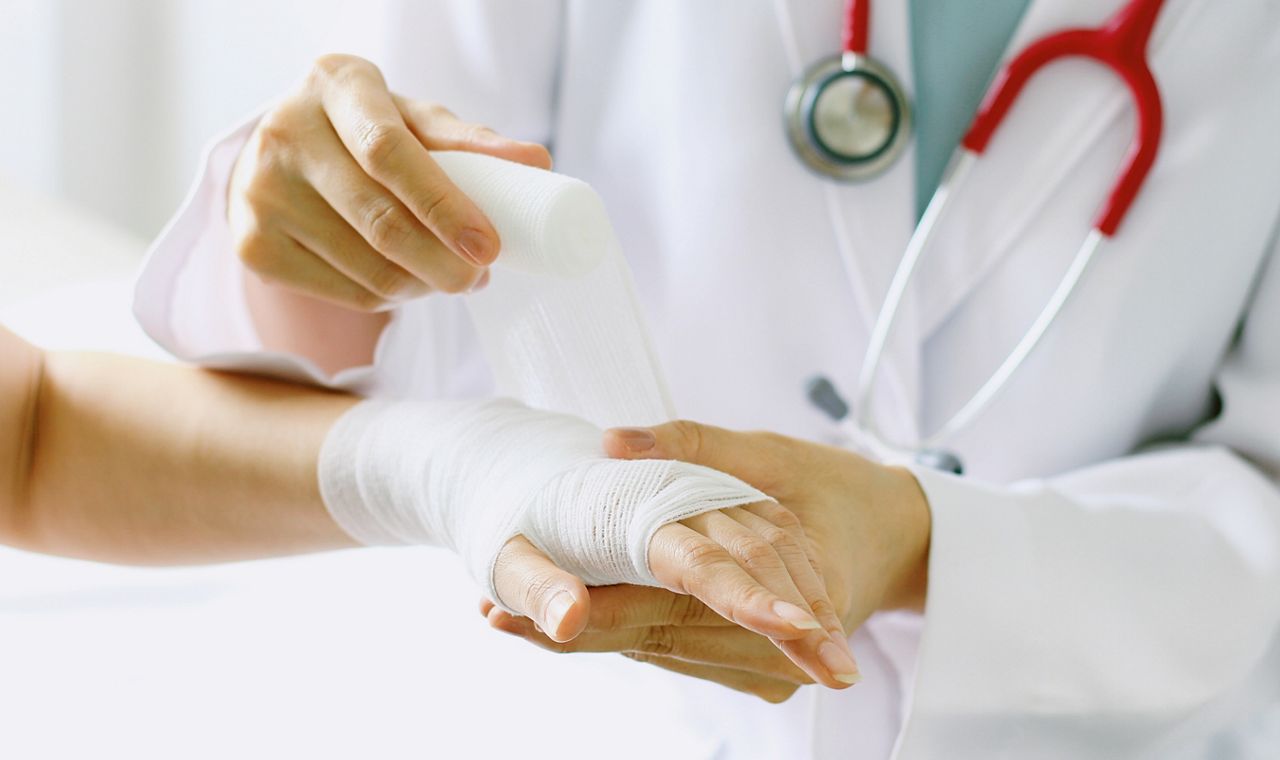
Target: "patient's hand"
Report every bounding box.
[488,497,861,690]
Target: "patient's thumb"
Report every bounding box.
[493,535,591,642]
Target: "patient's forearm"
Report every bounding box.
[7,345,358,564]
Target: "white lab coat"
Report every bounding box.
[133,0,1280,757]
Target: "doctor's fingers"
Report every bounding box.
[665,510,859,687]
[393,95,552,171]
[491,535,591,643]
[621,653,802,704]
[288,124,487,295]
[487,610,814,687]
[480,586,728,639]
[237,229,403,312]
[277,184,497,305]
[308,54,500,269]
[604,421,796,495]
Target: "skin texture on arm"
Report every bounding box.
[0,324,43,536]
[0,325,359,564]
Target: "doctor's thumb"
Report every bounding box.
[604,421,758,473]
[493,535,591,642]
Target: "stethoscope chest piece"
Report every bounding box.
[784,53,912,181]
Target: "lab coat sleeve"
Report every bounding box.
[132,0,563,393]
[132,112,411,392]
[894,243,1280,757]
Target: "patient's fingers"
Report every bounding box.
[621,653,802,704]
[492,535,590,642]
[729,505,855,681]
[676,508,856,687]
[648,521,818,640]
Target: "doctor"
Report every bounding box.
[135,0,1280,757]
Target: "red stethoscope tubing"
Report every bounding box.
[842,0,871,56]
[841,0,1167,236]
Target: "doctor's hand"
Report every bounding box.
[229,54,551,311]
[484,421,932,702]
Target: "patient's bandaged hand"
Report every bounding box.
[318,398,770,608]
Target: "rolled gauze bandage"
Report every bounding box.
[320,398,768,598]
[432,152,608,278]
[318,154,766,607]
[435,151,675,429]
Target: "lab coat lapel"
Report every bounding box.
[913,0,1200,342]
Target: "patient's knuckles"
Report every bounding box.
[728,534,783,573]
[674,533,730,578]
[757,524,802,559]
[753,501,803,533]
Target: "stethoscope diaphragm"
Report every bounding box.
[783,53,912,181]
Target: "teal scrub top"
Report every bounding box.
[910,0,1033,217]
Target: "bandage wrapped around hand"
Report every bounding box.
[318,397,770,608]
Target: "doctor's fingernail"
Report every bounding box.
[456,229,497,266]
[613,428,656,452]
[772,601,822,630]
[544,590,576,636]
[818,639,862,685]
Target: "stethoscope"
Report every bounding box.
[785,0,1169,474]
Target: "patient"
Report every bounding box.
[0,322,859,687]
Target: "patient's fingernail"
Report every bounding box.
[773,601,822,630]
[819,638,862,684]
[613,428,656,452]
[545,590,576,635]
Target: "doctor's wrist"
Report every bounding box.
[878,465,931,613]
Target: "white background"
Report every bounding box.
[0,0,393,239]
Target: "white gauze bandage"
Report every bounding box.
[319,153,769,606]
